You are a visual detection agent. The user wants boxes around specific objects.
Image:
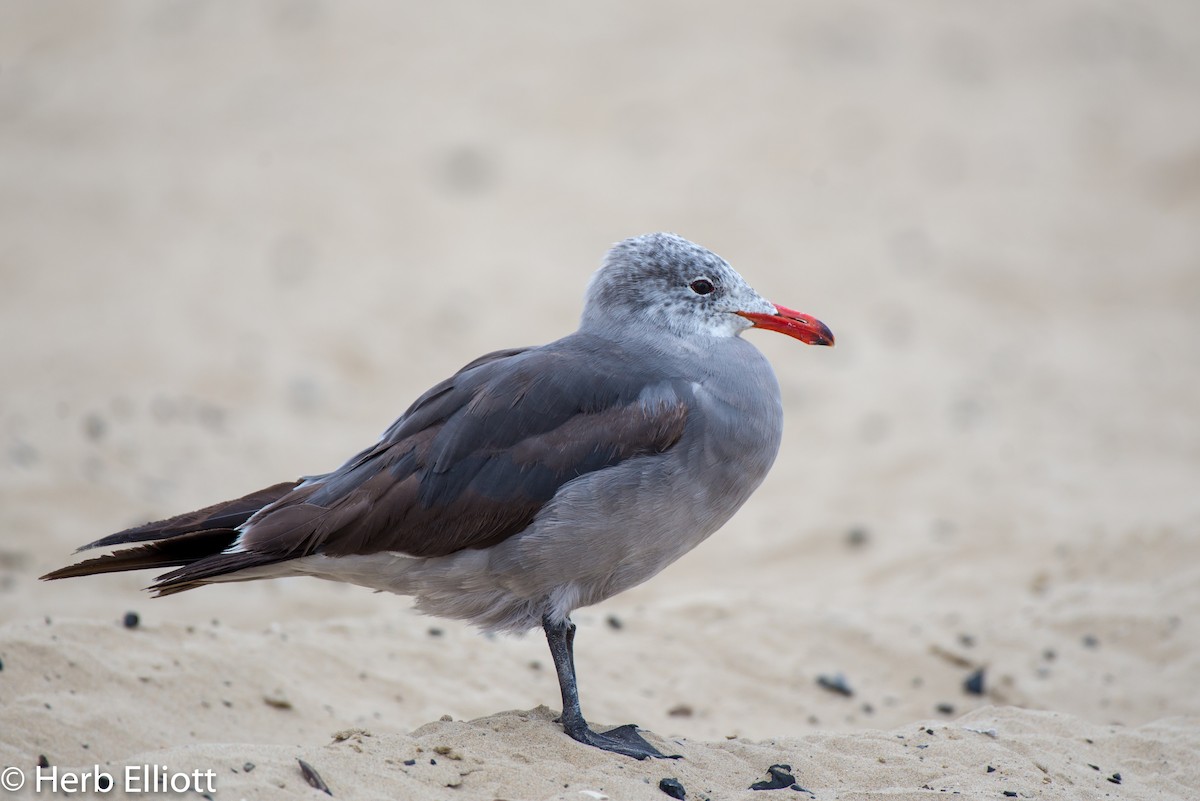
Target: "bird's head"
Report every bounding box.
[582,232,834,346]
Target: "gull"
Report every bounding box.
[43,232,833,759]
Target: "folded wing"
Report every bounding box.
[42,337,691,595]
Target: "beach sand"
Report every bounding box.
[2,2,1199,798]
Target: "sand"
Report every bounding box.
[2,1,1199,799]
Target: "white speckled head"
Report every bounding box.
[581,233,777,339]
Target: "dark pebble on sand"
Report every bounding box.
[1082,634,1099,648]
[1003,792,1017,798]
[845,526,869,547]
[1108,773,1122,785]
[123,611,140,629]
[427,627,443,637]
[963,667,985,695]
[986,765,995,773]
[243,762,255,772]
[403,759,416,766]
[659,777,687,799]
[751,764,797,791]
[0,657,4,672]
[606,614,623,630]
[935,702,955,715]
[37,755,49,769]
[816,673,854,697]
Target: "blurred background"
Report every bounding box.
[2,0,1198,746]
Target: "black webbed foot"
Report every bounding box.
[562,720,680,760]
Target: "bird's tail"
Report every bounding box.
[40,481,300,595]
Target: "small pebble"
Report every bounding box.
[986,765,995,773]
[243,762,255,772]
[845,526,869,547]
[402,759,416,766]
[37,755,49,769]
[1082,634,1099,648]
[963,667,986,696]
[262,692,293,710]
[816,673,853,697]
[1003,792,1017,798]
[1108,773,1122,785]
[658,777,687,799]
[751,764,796,791]
[935,702,955,715]
[123,611,140,629]
[427,627,444,637]
[606,614,624,630]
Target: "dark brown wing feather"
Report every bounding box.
[231,337,691,562]
[81,481,301,551]
[40,529,242,580]
[42,336,691,594]
[39,481,300,581]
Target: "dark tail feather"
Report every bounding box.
[40,480,302,591]
[40,528,242,581]
[77,481,300,552]
[149,550,285,596]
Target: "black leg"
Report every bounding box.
[542,614,679,760]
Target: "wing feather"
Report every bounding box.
[43,337,692,593]
[238,339,690,562]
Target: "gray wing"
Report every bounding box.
[42,339,692,594]
[161,337,691,586]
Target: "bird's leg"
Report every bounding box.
[541,614,679,760]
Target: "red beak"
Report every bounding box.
[737,304,834,346]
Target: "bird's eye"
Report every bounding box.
[689,278,715,295]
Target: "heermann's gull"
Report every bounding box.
[43,232,833,759]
